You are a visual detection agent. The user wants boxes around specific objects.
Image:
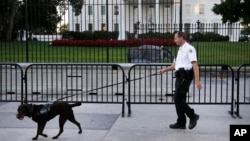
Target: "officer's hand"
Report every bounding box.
[159,69,165,74]
[196,81,202,89]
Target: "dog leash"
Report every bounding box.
[127,72,160,82]
[53,72,160,102]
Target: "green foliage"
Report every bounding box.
[58,24,69,34]
[69,0,83,16]
[61,31,119,40]
[212,0,250,24]
[138,32,174,39]
[0,0,82,40]
[191,32,229,41]
[241,26,250,35]
[126,32,174,39]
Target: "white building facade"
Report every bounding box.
[68,0,240,41]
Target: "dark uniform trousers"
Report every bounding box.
[174,68,195,126]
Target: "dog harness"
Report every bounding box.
[34,104,52,117]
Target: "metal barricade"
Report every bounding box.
[24,63,126,116]
[235,64,250,118]
[0,63,24,103]
[127,64,235,117]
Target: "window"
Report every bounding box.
[75,23,80,32]
[114,23,119,31]
[228,23,232,35]
[148,6,155,23]
[88,23,93,31]
[149,5,154,8]
[185,4,191,15]
[88,6,93,15]
[199,4,204,15]
[184,23,191,34]
[133,23,138,32]
[101,23,106,31]
[199,23,205,33]
[101,5,106,16]
[133,6,138,19]
[114,5,119,15]
[213,23,218,33]
[165,24,170,32]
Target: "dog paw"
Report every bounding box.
[41,133,48,137]
[78,130,82,134]
[52,136,58,139]
[32,137,38,140]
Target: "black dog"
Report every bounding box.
[16,102,82,140]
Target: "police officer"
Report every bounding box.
[160,31,202,129]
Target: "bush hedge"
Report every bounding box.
[62,31,119,40]
[51,38,176,47]
[190,32,229,41]
[56,31,229,47]
[61,31,228,41]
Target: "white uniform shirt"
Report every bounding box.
[175,42,197,70]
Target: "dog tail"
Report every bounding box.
[70,102,82,108]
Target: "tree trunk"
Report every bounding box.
[5,0,18,41]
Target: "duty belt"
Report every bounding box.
[175,68,193,78]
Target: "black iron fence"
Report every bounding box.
[0,0,249,66]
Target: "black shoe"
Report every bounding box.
[169,123,186,129]
[189,114,199,129]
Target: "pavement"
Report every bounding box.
[0,102,250,141]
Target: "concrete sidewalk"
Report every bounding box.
[0,102,249,141]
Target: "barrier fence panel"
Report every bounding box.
[235,64,250,118]
[0,64,24,103]
[24,63,126,116]
[127,64,235,117]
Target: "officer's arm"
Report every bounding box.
[160,63,175,74]
[191,61,202,89]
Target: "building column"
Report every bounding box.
[138,0,142,34]
[155,0,160,32]
[68,4,73,31]
[118,0,126,40]
[81,4,85,31]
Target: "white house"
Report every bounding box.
[68,0,240,41]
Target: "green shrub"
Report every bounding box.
[138,32,173,39]
[61,31,119,40]
[191,32,229,41]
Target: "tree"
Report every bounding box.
[212,0,250,25]
[0,0,21,40]
[0,0,83,40]
[58,23,69,33]
[69,0,84,16]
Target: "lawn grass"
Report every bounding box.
[0,41,249,66]
[192,42,250,66]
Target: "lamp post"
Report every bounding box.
[179,0,182,31]
[106,0,109,31]
[25,0,29,62]
[106,0,109,62]
[135,20,140,38]
[196,20,200,32]
[196,20,201,56]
